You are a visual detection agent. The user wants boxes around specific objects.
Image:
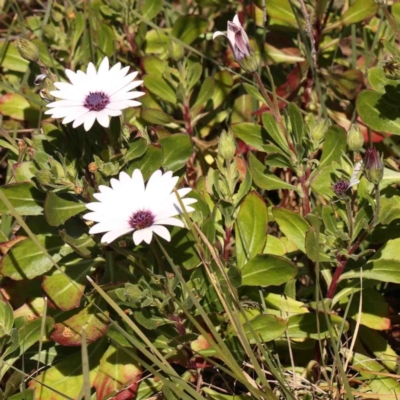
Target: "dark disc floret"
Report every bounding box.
[129,210,155,230]
[84,92,110,111]
[332,180,349,196]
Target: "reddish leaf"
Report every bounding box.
[51,303,109,346]
[0,236,27,255]
[93,344,142,400]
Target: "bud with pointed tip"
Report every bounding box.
[15,38,39,63]
[310,119,330,142]
[213,14,259,73]
[383,58,400,80]
[364,147,384,185]
[347,124,364,151]
[218,130,236,160]
[332,180,350,198]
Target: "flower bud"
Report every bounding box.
[332,180,350,198]
[15,38,39,63]
[383,58,400,80]
[311,119,330,142]
[218,130,236,160]
[364,147,384,185]
[347,124,364,151]
[88,162,98,173]
[238,52,260,74]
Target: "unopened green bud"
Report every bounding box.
[311,119,330,142]
[238,52,260,74]
[347,124,364,151]
[218,130,236,160]
[15,38,39,63]
[383,58,400,80]
[364,147,384,185]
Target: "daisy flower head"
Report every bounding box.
[45,57,144,131]
[84,169,197,245]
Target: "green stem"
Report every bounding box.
[345,198,353,240]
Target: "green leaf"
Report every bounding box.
[42,258,94,311]
[311,126,347,196]
[254,0,297,26]
[12,162,39,182]
[212,71,233,108]
[29,340,107,399]
[1,317,54,380]
[171,15,208,45]
[357,90,400,135]
[124,138,147,162]
[344,288,390,330]
[0,42,29,72]
[127,145,164,181]
[235,192,267,268]
[93,344,142,399]
[60,229,97,258]
[44,192,86,227]
[288,103,304,144]
[263,235,287,256]
[97,23,115,56]
[0,300,14,338]
[367,67,399,94]
[0,235,67,280]
[341,0,378,26]
[241,254,297,286]
[262,113,290,153]
[249,153,296,191]
[203,389,251,400]
[242,83,267,105]
[231,122,267,152]
[143,75,177,104]
[272,208,310,253]
[345,349,400,395]
[288,313,348,339]
[51,302,109,346]
[192,76,214,109]
[141,108,176,125]
[305,229,333,262]
[160,134,193,171]
[141,0,163,19]
[0,182,45,216]
[243,314,287,343]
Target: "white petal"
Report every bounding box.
[83,112,97,131]
[152,225,171,242]
[86,62,97,79]
[104,108,123,117]
[233,14,241,27]
[133,228,153,245]
[154,217,184,228]
[47,99,84,108]
[49,90,84,101]
[100,227,133,244]
[213,31,226,40]
[90,220,130,234]
[109,91,145,102]
[97,57,109,78]
[109,72,140,96]
[96,110,110,128]
[107,100,141,110]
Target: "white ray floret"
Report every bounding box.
[84,169,197,245]
[45,57,144,131]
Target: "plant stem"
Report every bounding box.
[299,174,311,216]
[327,184,381,298]
[345,198,353,240]
[380,2,400,41]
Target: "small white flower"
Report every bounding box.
[45,57,144,131]
[84,169,197,245]
[213,14,252,61]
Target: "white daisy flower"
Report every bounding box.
[84,169,197,245]
[45,57,144,131]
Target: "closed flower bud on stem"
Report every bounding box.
[15,38,39,63]
[332,180,350,198]
[364,147,384,185]
[310,119,330,142]
[383,58,400,80]
[347,124,364,151]
[213,14,259,73]
[218,130,236,160]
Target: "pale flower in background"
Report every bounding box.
[84,169,196,245]
[45,57,144,131]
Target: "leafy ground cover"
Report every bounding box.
[2,0,400,399]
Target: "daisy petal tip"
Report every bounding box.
[213,31,225,40]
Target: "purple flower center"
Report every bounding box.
[332,180,349,196]
[129,210,155,230]
[84,92,109,112]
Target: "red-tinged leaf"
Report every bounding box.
[0,236,27,255]
[253,65,302,115]
[51,303,109,346]
[93,344,142,400]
